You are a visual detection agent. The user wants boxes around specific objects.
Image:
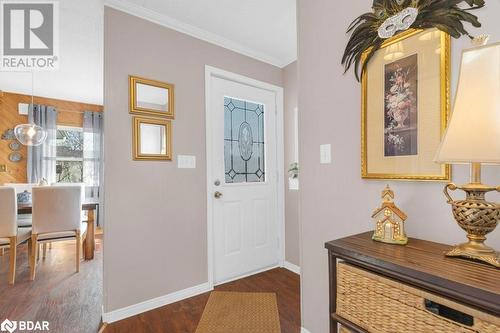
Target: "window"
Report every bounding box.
[224,96,266,183]
[56,126,84,183]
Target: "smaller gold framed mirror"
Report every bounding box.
[129,75,174,118]
[132,116,172,161]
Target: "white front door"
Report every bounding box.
[208,72,281,285]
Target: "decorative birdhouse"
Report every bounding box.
[372,185,408,245]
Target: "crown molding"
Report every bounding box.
[282,57,298,68]
[104,0,294,68]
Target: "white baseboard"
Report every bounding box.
[102,282,212,323]
[283,261,301,275]
[216,264,280,286]
[301,327,312,333]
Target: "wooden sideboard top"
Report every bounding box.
[325,232,500,316]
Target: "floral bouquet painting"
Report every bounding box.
[384,54,418,157]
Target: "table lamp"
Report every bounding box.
[435,41,500,268]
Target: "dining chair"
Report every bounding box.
[51,182,88,222]
[6,182,48,256]
[4,183,38,228]
[30,185,86,280]
[0,187,32,284]
[4,183,38,194]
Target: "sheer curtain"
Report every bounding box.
[83,111,103,200]
[27,105,57,184]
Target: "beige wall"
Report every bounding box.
[283,61,300,266]
[103,8,284,312]
[297,1,500,332]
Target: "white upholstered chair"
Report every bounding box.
[30,185,86,280]
[51,182,88,222]
[0,187,32,284]
[4,183,38,193]
[4,183,37,228]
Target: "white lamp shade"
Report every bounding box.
[435,43,500,164]
[14,123,47,146]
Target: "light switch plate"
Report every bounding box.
[177,155,196,169]
[320,144,331,164]
[18,103,29,115]
[289,177,299,190]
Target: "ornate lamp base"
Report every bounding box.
[446,237,500,268]
[444,177,500,269]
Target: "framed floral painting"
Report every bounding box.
[361,28,451,181]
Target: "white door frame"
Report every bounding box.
[205,65,285,288]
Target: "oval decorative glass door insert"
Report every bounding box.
[238,122,253,161]
[224,97,265,183]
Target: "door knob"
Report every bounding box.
[214,191,223,199]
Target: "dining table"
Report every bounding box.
[18,202,99,260]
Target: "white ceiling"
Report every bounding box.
[105,0,297,68]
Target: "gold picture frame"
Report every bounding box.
[361,28,451,181]
[132,116,172,161]
[129,75,175,119]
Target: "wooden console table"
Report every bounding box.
[325,232,500,333]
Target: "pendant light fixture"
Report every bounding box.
[14,123,47,146]
[14,72,47,146]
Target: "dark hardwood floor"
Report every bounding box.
[1,237,300,333]
[0,235,103,333]
[105,268,301,333]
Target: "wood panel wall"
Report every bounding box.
[0,91,103,185]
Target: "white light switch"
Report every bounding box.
[320,144,331,164]
[177,155,196,169]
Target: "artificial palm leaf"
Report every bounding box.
[342,0,485,81]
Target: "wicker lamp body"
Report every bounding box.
[444,184,500,267]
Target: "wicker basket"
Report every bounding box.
[336,262,500,333]
[339,326,352,333]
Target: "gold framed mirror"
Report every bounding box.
[129,75,175,118]
[132,116,172,161]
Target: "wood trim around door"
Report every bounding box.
[204,65,285,289]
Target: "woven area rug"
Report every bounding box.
[195,291,281,333]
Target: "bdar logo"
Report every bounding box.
[0,319,17,333]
